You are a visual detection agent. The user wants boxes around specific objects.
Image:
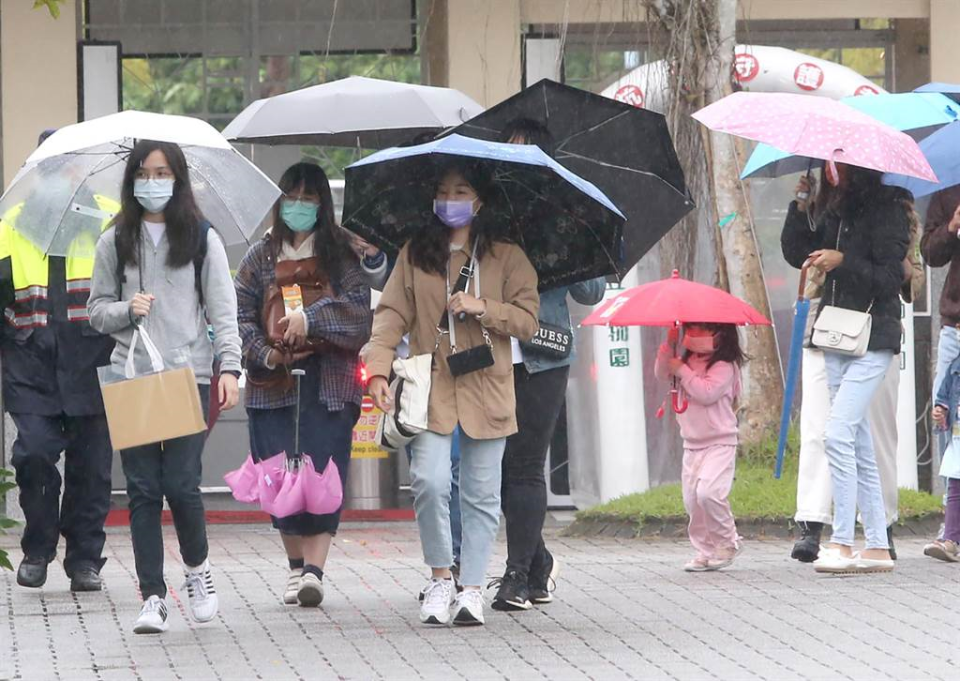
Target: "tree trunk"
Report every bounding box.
[703,0,783,442]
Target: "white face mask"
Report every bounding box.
[134,178,175,214]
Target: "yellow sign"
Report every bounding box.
[352,397,388,459]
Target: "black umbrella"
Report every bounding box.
[342,134,626,290]
[450,78,694,274]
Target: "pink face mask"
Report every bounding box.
[683,334,716,355]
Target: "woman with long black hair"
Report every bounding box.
[781,163,909,575]
[364,161,539,626]
[234,162,371,608]
[88,140,242,633]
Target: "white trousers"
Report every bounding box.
[795,348,899,525]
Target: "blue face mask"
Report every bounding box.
[281,200,319,233]
[133,178,175,214]
[433,199,476,229]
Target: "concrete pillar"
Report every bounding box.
[930,0,960,83]
[444,0,522,108]
[893,19,930,92]
[0,0,79,188]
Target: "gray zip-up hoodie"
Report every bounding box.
[88,225,242,383]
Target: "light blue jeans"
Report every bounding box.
[823,350,893,549]
[409,429,505,587]
[934,327,960,462]
[405,428,462,562]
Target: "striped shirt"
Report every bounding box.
[235,237,372,410]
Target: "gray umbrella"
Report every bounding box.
[222,76,485,149]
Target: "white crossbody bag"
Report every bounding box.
[811,221,873,357]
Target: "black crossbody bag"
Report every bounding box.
[441,246,494,377]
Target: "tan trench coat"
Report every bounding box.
[361,241,540,440]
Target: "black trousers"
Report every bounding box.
[11,412,113,576]
[120,386,210,600]
[501,364,570,576]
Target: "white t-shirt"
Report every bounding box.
[143,220,166,247]
[510,337,524,365]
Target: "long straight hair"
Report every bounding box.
[270,162,352,282]
[408,161,504,276]
[113,140,205,269]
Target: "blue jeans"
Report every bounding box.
[934,327,960,472]
[823,351,893,549]
[409,429,505,587]
[406,428,461,562]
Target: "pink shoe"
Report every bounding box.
[683,554,711,572]
[705,543,744,571]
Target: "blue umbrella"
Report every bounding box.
[343,133,627,289]
[741,92,959,180]
[775,264,813,479]
[884,121,960,197]
[914,82,960,102]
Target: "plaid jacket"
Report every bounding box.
[235,237,372,410]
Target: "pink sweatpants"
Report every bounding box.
[682,444,739,557]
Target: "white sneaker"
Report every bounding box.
[419,578,455,625]
[297,572,324,608]
[283,569,300,605]
[133,595,169,634]
[813,546,860,574]
[452,589,485,626]
[182,560,219,623]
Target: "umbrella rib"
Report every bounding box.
[555,110,634,148]
[554,150,691,196]
[44,151,117,252]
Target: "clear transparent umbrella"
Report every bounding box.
[0,110,281,257]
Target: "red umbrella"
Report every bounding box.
[582,271,771,414]
[582,270,772,327]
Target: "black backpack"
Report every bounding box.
[116,222,211,307]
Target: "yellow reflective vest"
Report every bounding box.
[0,195,119,328]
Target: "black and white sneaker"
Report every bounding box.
[297,572,324,608]
[133,595,168,634]
[182,560,218,623]
[528,551,560,605]
[489,570,532,611]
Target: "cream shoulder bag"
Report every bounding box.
[811,220,873,357]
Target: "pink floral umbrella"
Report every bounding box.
[692,91,937,181]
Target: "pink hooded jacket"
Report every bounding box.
[654,343,741,450]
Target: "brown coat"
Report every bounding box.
[361,241,540,440]
[921,185,960,326]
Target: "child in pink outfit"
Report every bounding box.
[655,322,743,572]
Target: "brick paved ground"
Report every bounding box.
[2,523,959,681]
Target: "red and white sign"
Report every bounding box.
[614,84,644,108]
[361,396,375,413]
[854,84,881,96]
[734,53,760,82]
[793,63,825,91]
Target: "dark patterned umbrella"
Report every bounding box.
[450,78,694,274]
[342,134,626,290]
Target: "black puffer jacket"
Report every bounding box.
[781,189,910,354]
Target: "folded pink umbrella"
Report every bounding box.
[257,452,288,516]
[692,91,937,181]
[303,457,344,516]
[270,459,307,518]
[223,454,261,504]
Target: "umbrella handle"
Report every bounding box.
[798,259,814,299]
[671,386,688,414]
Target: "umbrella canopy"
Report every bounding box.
[449,78,694,275]
[342,133,626,290]
[775,265,813,479]
[914,82,960,103]
[693,91,937,182]
[222,76,484,148]
[0,110,280,257]
[741,92,960,179]
[884,121,960,197]
[581,270,771,327]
